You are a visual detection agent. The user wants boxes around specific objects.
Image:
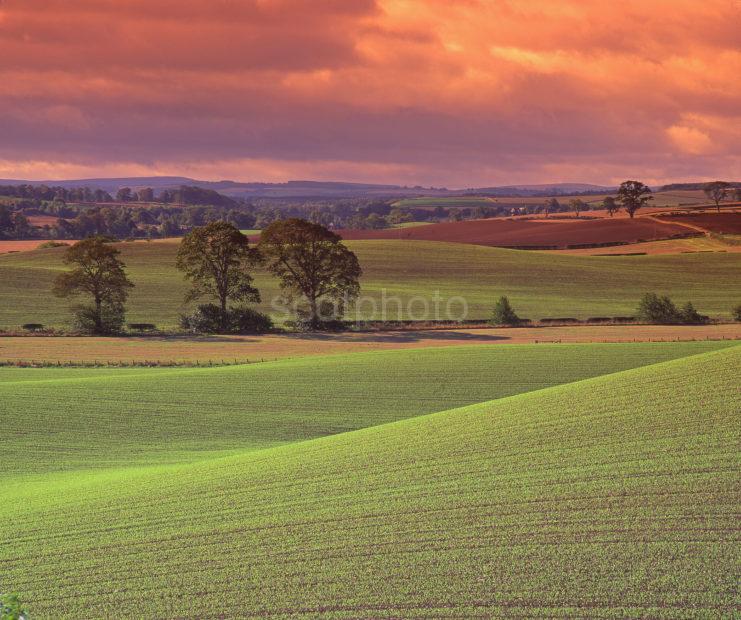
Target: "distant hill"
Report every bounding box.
[661,181,741,191]
[473,183,615,195]
[0,177,450,200]
[0,177,619,201]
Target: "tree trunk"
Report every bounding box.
[220,295,228,332]
[94,296,103,334]
[309,296,319,328]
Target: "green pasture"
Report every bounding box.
[0,239,739,328]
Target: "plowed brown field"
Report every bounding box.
[337,217,693,248]
[2,324,739,364]
[655,212,741,234]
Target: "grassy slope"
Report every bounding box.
[0,239,739,327]
[4,341,731,478]
[2,345,738,618]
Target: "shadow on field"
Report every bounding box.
[124,331,509,344]
[128,335,260,343]
[284,330,509,343]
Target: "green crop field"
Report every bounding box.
[392,196,498,208]
[1,343,738,617]
[1,238,739,328]
[4,341,729,478]
[391,220,434,228]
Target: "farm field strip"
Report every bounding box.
[337,216,694,248]
[655,213,741,234]
[1,323,740,364]
[1,239,740,327]
[2,345,738,618]
[547,235,741,255]
[2,341,734,480]
[0,240,68,254]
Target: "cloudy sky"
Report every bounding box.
[1,0,739,186]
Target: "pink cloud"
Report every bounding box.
[0,0,739,185]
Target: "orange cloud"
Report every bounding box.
[0,0,739,185]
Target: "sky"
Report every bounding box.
[1,0,740,187]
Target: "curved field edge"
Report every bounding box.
[1,340,734,478]
[1,345,739,618]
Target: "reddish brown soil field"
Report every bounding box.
[337,217,693,249]
[27,214,62,227]
[0,240,62,254]
[1,324,739,364]
[655,213,741,234]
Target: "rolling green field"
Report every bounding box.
[392,196,498,208]
[4,341,729,478]
[1,238,739,328]
[1,343,738,617]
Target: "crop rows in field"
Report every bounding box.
[3,341,733,478]
[1,345,738,618]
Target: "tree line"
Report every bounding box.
[51,219,361,334]
[2,179,738,242]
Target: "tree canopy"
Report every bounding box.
[602,196,619,216]
[175,222,260,329]
[617,181,652,218]
[569,198,586,217]
[703,181,730,212]
[259,218,361,327]
[491,296,520,326]
[52,236,134,333]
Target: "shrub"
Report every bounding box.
[229,306,274,333]
[733,304,741,322]
[679,302,708,325]
[587,317,612,323]
[290,301,346,331]
[180,304,272,334]
[490,296,520,326]
[179,304,225,333]
[36,240,69,250]
[0,593,28,620]
[21,323,44,332]
[127,323,157,332]
[636,293,680,324]
[539,317,581,324]
[71,303,125,334]
[612,316,636,323]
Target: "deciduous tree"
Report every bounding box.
[175,221,260,330]
[602,196,619,217]
[259,218,361,327]
[703,181,730,212]
[617,180,652,218]
[569,198,586,218]
[52,236,134,334]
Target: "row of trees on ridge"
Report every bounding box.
[52,219,361,334]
